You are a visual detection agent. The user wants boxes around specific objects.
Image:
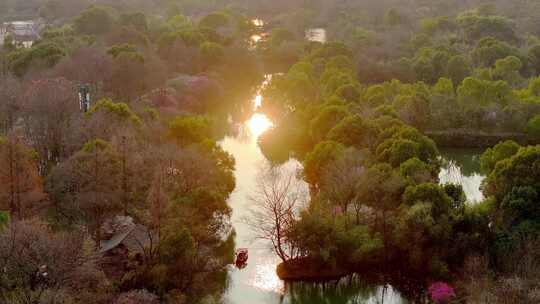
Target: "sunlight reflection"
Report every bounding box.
[251,34,262,43]
[252,19,264,27]
[247,113,273,139]
[253,94,262,109]
[251,262,284,294]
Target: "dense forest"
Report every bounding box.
[0,0,539,303]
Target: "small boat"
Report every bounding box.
[235,248,249,267]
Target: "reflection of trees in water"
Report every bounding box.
[439,149,486,203]
[442,160,464,185]
[439,149,483,177]
[282,274,426,304]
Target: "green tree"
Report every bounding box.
[500,186,540,225]
[447,55,472,85]
[199,11,231,30]
[400,157,434,185]
[8,42,66,76]
[327,115,367,148]
[457,77,513,107]
[376,126,438,168]
[168,115,211,146]
[480,140,521,174]
[484,146,540,201]
[472,37,519,67]
[303,141,345,191]
[356,163,405,263]
[457,15,517,43]
[493,56,524,87]
[46,139,122,240]
[413,56,437,84]
[310,105,349,142]
[403,183,453,215]
[528,44,540,76]
[385,8,406,27]
[527,115,540,138]
[377,138,422,167]
[73,6,114,35]
[120,12,148,31]
[200,41,224,66]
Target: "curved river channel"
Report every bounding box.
[221,80,409,304]
[220,23,486,304]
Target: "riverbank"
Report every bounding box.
[276,258,350,281]
[277,258,429,301]
[425,129,539,148]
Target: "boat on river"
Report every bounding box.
[235,248,248,268]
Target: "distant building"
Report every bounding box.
[1,20,42,47]
[99,216,155,280]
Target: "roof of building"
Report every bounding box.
[2,21,40,41]
[99,216,154,254]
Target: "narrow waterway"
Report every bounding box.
[220,109,487,304]
[220,22,488,304]
[221,78,410,304]
[220,80,299,304]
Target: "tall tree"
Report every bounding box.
[46,139,122,241]
[0,76,21,134]
[0,136,43,218]
[20,78,79,175]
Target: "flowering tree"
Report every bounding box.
[429,282,456,304]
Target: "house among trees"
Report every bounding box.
[99,216,153,279]
[1,20,42,47]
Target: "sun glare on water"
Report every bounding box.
[251,262,284,293]
[247,113,273,139]
[253,94,262,109]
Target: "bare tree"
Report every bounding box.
[0,219,110,304]
[52,47,113,99]
[19,78,79,175]
[0,76,22,134]
[244,162,307,263]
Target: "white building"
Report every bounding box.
[1,20,41,47]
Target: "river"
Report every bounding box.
[219,83,487,304]
[221,78,412,304]
[220,24,486,304]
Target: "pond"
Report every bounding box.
[439,148,486,203]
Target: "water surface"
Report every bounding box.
[439,148,485,203]
[221,78,410,304]
[221,22,425,304]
